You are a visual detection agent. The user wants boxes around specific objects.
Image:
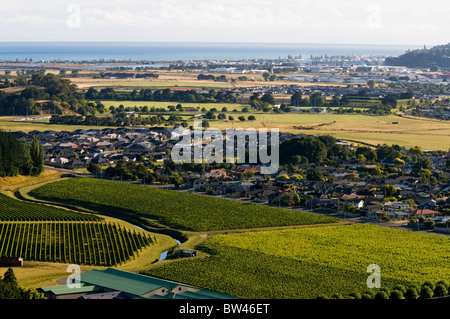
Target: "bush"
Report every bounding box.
[404,287,419,299]
[348,292,361,299]
[419,286,434,299]
[421,281,435,292]
[392,284,406,294]
[434,284,448,297]
[436,280,448,291]
[390,290,404,299]
[361,292,373,299]
[330,293,344,299]
[374,291,389,299]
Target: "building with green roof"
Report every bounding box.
[38,268,235,300]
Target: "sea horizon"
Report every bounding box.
[0,41,425,62]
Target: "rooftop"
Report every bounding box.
[40,268,235,300]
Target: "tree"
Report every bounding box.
[290,92,302,106]
[409,146,423,156]
[376,144,401,161]
[306,169,323,181]
[30,136,44,176]
[382,184,397,198]
[248,115,256,121]
[367,79,376,89]
[393,158,405,166]
[260,93,275,105]
[356,146,377,162]
[419,168,431,184]
[87,162,102,175]
[381,94,398,108]
[3,268,17,286]
[279,137,328,165]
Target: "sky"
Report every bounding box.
[0,0,448,45]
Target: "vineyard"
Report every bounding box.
[0,193,101,221]
[30,178,340,231]
[146,224,450,299]
[0,192,157,266]
[0,222,155,266]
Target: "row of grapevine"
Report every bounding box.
[147,224,450,299]
[0,222,156,266]
[31,178,340,231]
[0,194,101,222]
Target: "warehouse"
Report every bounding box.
[38,268,235,300]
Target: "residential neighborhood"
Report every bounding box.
[11,125,450,235]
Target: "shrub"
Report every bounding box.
[421,281,435,291]
[436,280,448,291]
[404,287,419,299]
[374,291,389,299]
[348,292,361,299]
[330,293,344,299]
[361,292,373,299]
[419,286,434,299]
[390,290,404,299]
[392,284,406,294]
[434,284,448,297]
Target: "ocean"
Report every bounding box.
[0,42,422,62]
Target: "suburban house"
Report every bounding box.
[38,268,235,300]
[409,209,441,218]
[383,201,411,212]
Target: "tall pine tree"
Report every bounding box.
[30,136,44,175]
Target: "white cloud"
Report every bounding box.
[0,0,447,44]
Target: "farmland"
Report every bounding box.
[0,222,154,266]
[101,100,248,112]
[30,178,340,232]
[0,191,160,268]
[72,78,234,90]
[0,193,101,221]
[145,224,450,299]
[3,110,449,151]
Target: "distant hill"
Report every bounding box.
[384,43,450,68]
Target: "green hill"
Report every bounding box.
[384,43,450,68]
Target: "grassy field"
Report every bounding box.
[207,113,450,150]
[1,110,449,150]
[30,178,340,232]
[0,170,62,192]
[102,100,248,112]
[72,78,233,89]
[146,224,450,299]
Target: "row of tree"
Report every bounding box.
[85,87,238,104]
[0,131,44,177]
[197,74,228,82]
